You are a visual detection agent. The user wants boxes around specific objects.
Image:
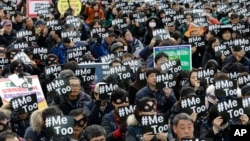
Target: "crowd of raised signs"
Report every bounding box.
[0,0,250,140]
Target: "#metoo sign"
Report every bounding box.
[197,68,216,85]
[45,115,74,137]
[46,78,72,97]
[141,114,169,135]
[156,72,176,89]
[10,93,38,114]
[118,105,136,123]
[214,80,237,97]
[217,98,244,120]
[74,68,95,83]
[99,83,119,100]
[180,95,206,116]
[160,58,182,74]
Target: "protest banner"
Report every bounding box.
[45,115,74,137]
[26,0,51,18]
[153,45,192,71]
[0,75,47,109]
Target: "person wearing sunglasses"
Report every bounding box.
[68,108,88,141]
[101,88,129,141]
[126,97,168,141]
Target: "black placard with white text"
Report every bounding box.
[180,95,206,116]
[46,78,72,97]
[99,83,119,100]
[74,68,95,83]
[214,80,238,97]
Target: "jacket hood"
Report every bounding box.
[30,107,47,132]
[126,114,139,126]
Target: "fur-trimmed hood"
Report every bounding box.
[126,114,139,126]
[30,107,47,133]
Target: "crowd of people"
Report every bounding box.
[0,0,249,141]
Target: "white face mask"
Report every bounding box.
[149,22,156,28]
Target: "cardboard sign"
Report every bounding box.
[0,75,47,109]
[12,41,29,51]
[188,36,205,47]
[109,65,131,80]
[99,83,119,100]
[154,45,192,71]
[13,52,31,64]
[67,46,87,63]
[217,98,244,120]
[160,58,182,74]
[74,68,95,83]
[111,18,127,30]
[242,97,250,115]
[153,29,170,41]
[141,114,169,135]
[214,80,238,97]
[66,16,81,28]
[197,69,216,85]
[123,59,142,74]
[44,65,62,79]
[156,72,176,89]
[33,47,48,60]
[118,105,136,123]
[26,0,51,18]
[45,115,74,137]
[47,20,62,31]
[180,95,206,116]
[237,74,250,88]
[0,58,9,67]
[16,30,36,43]
[61,31,81,42]
[46,78,72,97]
[57,0,82,16]
[91,27,109,38]
[78,63,109,84]
[10,93,38,114]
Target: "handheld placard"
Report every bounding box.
[118,105,136,124]
[74,68,95,83]
[214,80,238,97]
[45,115,74,137]
[237,74,250,88]
[67,46,88,63]
[109,65,131,81]
[46,78,72,98]
[180,95,206,116]
[152,28,170,41]
[160,58,182,74]
[99,83,119,100]
[123,59,142,74]
[61,31,81,42]
[32,47,48,61]
[156,72,176,89]
[197,68,216,85]
[44,65,62,79]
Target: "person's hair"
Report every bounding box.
[0,131,19,141]
[14,11,23,18]
[64,8,74,18]
[10,59,26,73]
[89,19,102,29]
[42,106,62,122]
[69,76,81,84]
[110,87,128,102]
[24,17,32,24]
[227,62,246,73]
[171,31,182,41]
[133,65,148,89]
[188,69,198,88]
[63,60,79,71]
[120,52,134,61]
[121,28,132,37]
[154,52,169,64]
[205,37,220,55]
[54,30,62,39]
[59,69,75,78]
[230,13,239,19]
[213,71,230,81]
[145,68,160,78]
[184,13,193,19]
[69,108,87,118]
[83,124,106,141]
[204,59,219,70]
[109,59,123,66]
[62,37,71,44]
[172,112,194,126]
[6,48,19,59]
[134,97,156,122]
[175,70,190,100]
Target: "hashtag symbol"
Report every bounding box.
[75,69,80,76]
[33,48,38,54]
[141,116,148,125]
[235,39,239,46]
[215,81,221,89]
[68,52,73,59]
[156,75,161,82]
[45,117,52,127]
[161,64,166,71]
[46,84,53,92]
[242,98,250,108]
[46,68,51,75]
[197,71,203,78]
[110,67,115,74]
[238,77,244,85]
[118,108,125,117]
[99,85,105,94]
[139,72,145,80]
[181,99,187,108]
[217,102,224,112]
[12,100,19,109]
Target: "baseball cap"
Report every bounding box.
[111,42,124,52]
[2,20,12,26]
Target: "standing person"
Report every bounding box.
[83,124,106,141]
[101,88,129,141]
[171,113,195,141]
[135,68,176,114]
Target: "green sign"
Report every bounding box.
[153,45,192,71]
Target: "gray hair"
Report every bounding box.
[59,69,75,79]
[172,113,194,126]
